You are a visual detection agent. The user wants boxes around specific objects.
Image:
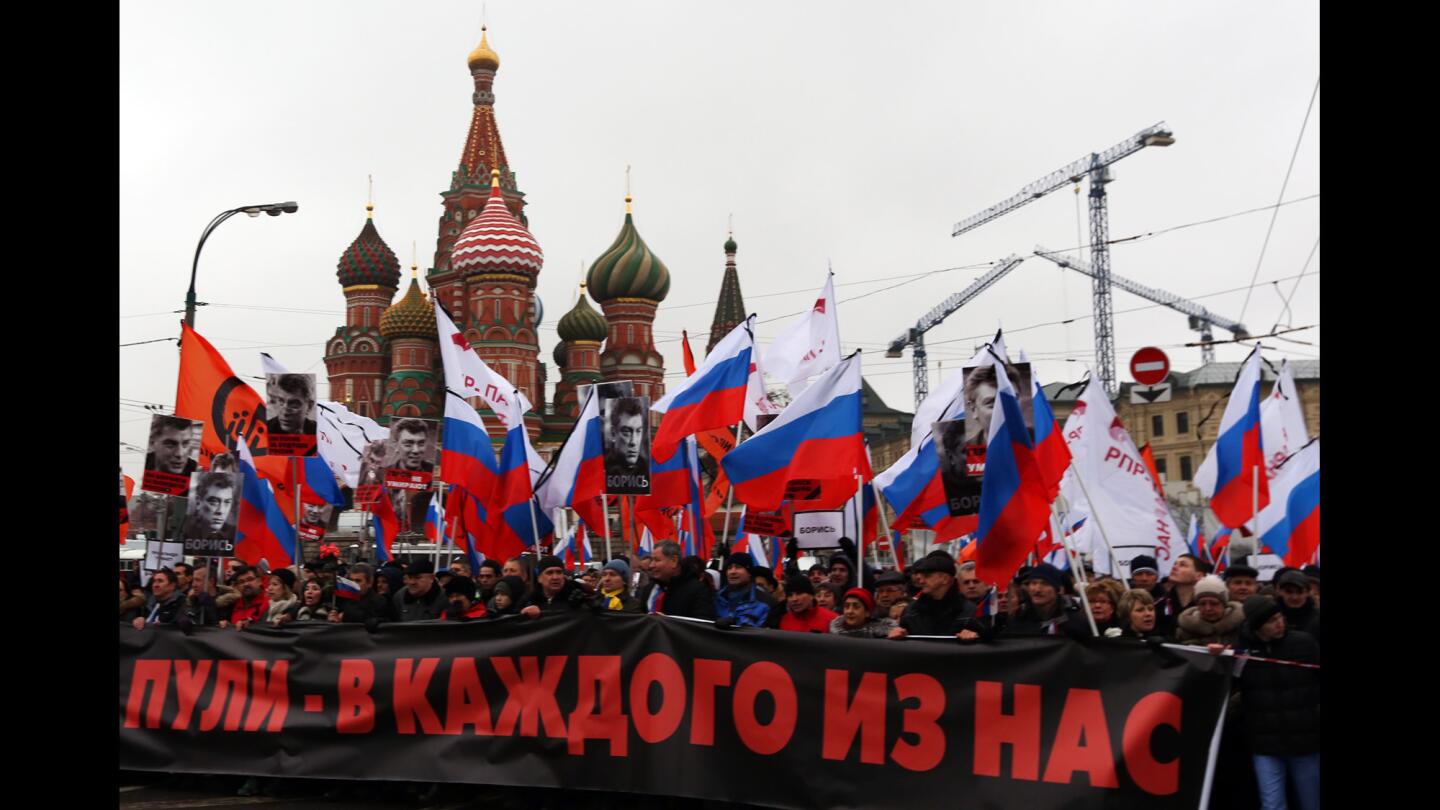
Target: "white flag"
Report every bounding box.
[763,273,840,396]
[433,299,533,428]
[1059,374,1183,578]
[1260,360,1309,482]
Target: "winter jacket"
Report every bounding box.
[640,575,716,620]
[337,589,393,625]
[593,587,643,614]
[140,590,188,626]
[392,582,448,622]
[292,602,332,622]
[778,606,838,633]
[529,580,588,614]
[830,615,897,638]
[443,601,489,621]
[1003,597,1093,640]
[265,595,299,625]
[1236,628,1321,756]
[714,585,772,627]
[226,592,270,625]
[184,592,220,626]
[1279,599,1321,648]
[120,590,147,621]
[1175,601,1246,646]
[1148,583,1184,638]
[899,589,980,637]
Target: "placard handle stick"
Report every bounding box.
[602,494,612,562]
[292,457,302,578]
[1065,461,1122,579]
[718,422,744,558]
[853,472,864,590]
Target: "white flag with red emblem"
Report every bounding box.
[763,272,840,396]
[434,299,533,428]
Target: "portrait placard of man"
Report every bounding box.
[142,415,203,496]
[601,396,651,495]
[182,471,240,554]
[960,359,1034,476]
[385,418,439,493]
[264,373,318,456]
[932,419,982,518]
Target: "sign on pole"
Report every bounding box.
[1129,347,1170,386]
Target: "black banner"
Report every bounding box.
[120,614,1232,810]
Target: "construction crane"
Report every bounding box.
[885,254,1026,407]
[1032,245,1250,364]
[951,123,1175,396]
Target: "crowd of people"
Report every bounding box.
[121,539,1319,810]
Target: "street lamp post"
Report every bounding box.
[185,201,298,327]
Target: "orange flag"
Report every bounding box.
[120,473,135,545]
[1138,443,1166,498]
[174,322,295,519]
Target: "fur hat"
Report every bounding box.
[1193,575,1228,603]
[406,560,435,575]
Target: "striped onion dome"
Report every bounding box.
[336,205,401,288]
[586,196,670,302]
[379,274,436,339]
[552,340,569,368]
[556,289,609,342]
[451,169,544,278]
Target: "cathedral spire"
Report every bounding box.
[708,226,746,353]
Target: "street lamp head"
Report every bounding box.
[279,202,298,214]
[243,208,262,218]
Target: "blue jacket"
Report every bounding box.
[714,584,772,627]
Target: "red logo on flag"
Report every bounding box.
[813,299,826,313]
[450,332,473,351]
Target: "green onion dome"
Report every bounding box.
[556,288,609,342]
[379,273,436,340]
[336,205,401,289]
[585,195,670,303]
[552,340,569,368]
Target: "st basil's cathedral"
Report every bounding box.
[322,27,745,452]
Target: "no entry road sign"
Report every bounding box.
[1130,347,1170,386]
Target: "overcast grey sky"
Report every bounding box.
[120,0,1319,483]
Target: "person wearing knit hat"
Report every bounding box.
[1235,593,1321,810]
[830,587,897,638]
[522,555,588,617]
[1175,575,1245,646]
[714,551,773,628]
[487,575,529,618]
[1003,563,1091,639]
[776,574,836,633]
[442,576,487,621]
[1127,555,1160,589]
[593,560,642,613]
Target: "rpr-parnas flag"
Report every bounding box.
[763,273,840,396]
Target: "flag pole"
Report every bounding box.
[1065,463,1122,581]
[434,480,446,572]
[291,457,302,578]
[602,494,613,562]
[852,472,864,590]
[1052,505,1087,585]
[875,491,901,570]
[719,423,744,558]
[528,494,542,556]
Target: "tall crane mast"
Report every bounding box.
[1032,246,1250,364]
[885,254,1026,407]
[951,123,1175,395]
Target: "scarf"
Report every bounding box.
[601,587,626,611]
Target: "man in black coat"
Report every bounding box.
[521,556,591,616]
[888,551,980,640]
[1236,595,1321,810]
[392,560,447,622]
[639,541,715,620]
[1002,563,1092,639]
[1273,569,1321,648]
[329,563,394,626]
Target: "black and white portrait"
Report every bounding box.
[961,360,1034,447]
[142,415,203,495]
[933,419,981,518]
[265,373,318,456]
[182,470,240,553]
[387,418,439,475]
[602,396,651,494]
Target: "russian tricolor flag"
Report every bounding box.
[683,438,714,559]
[1195,348,1270,528]
[234,440,297,569]
[424,496,445,545]
[535,389,606,533]
[1186,514,1208,563]
[876,366,979,543]
[733,509,772,569]
[335,576,362,600]
[1258,438,1320,567]
[1031,376,1072,501]
[444,485,486,574]
[441,391,501,503]
[652,317,754,463]
[634,439,691,541]
[722,351,871,512]
[371,488,400,565]
[972,349,1052,586]
[486,394,553,560]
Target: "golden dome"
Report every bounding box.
[467,26,500,71]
